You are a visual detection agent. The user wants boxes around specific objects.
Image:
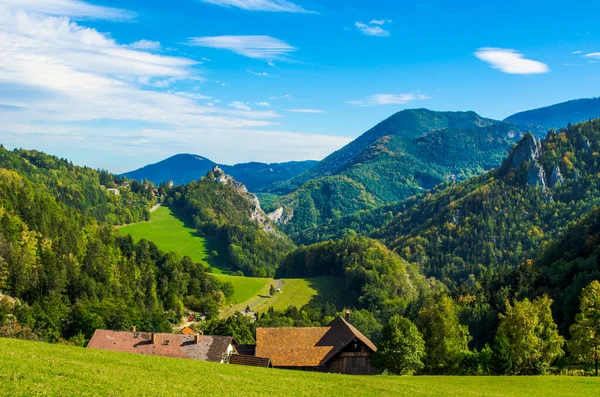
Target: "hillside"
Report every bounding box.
[0,154,232,342]
[122,154,316,192]
[534,207,600,334]
[3,338,598,397]
[268,109,522,239]
[505,97,600,137]
[165,168,295,277]
[0,146,154,224]
[373,119,600,288]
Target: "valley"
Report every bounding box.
[118,204,339,313]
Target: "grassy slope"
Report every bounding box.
[118,206,271,304]
[253,277,345,312]
[117,207,343,312]
[118,206,216,270]
[2,338,598,397]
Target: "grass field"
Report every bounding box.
[117,207,341,313]
[252,277,345,312]
[2,338,598,397]
[118,206,221,272]
[118,206,271,304]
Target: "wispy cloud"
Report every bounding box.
[355,20,392,37]
[347,93,429,107]
[129,40,161,50]
[572,50,582,55]
[285,108,323,113]
[1,0,136,20]
[475,48,549,75]
[228,101,251,111]
[257,101,271,107]
[186,35,296,61]
[0,3,352,169]
[248,69,270,77]
[584,53,600,59]
[197,0,315,13]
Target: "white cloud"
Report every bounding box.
[572,51,582,55]
[197,0,315,13]
[129,40,161,50]
[285,108,323,113]
[347,93,429,107]
[475,48,549,75]
[257,101,271,107]
[0,0,136,20]
[0,4,353,169]
[355,20,391,37]
[186,35,296,61]
[228,101,251,111]
[369,19,392,25]
[248,69,270,77]
[584,53,600,59]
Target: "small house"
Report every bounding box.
[87,328,235,363]
[250,316,378,375]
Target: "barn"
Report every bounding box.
[252,316,378,375]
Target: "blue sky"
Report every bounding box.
[1,0,599,172]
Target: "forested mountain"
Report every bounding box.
[0,147,154,224]
[373,119,600,290]
[165,168,295,277]
[0,151,231,343]
[505,97,600,137]
[534,207,600,334]
[269,109,522,240]
[122,153,317,192]
[277,236,433,318]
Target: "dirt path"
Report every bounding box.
[150,203,161,212]
[248,279,283,311]
[220,279,283,318]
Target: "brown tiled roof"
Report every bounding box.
[255,316,377,367]
[255,327,332,367]
[229,354,272,368]
[86,330,233,363]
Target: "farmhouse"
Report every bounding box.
[87,328,235,363]
[250,316,378,375]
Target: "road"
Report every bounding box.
[248,279,284,311]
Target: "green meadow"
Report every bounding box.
[118,206,342,312]
[1,338,597,397]
[118,206,271,304]
[118,206,220,271]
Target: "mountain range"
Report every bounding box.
[122,154,317,192]
[122,97,600,242]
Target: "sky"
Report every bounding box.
[1,0,600,173]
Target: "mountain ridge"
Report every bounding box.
[122,154,317,192]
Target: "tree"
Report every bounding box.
[269,284,276,297]
[373,315,425,374]
[569,280,600,376]
[417,295,470,374]
[496,295,565,374]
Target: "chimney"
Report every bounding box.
[131,326,136,333]
[151,333,157,344]
[194,334,200,344]
[345,309,351,322]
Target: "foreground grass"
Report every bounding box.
[1,338,597,397]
